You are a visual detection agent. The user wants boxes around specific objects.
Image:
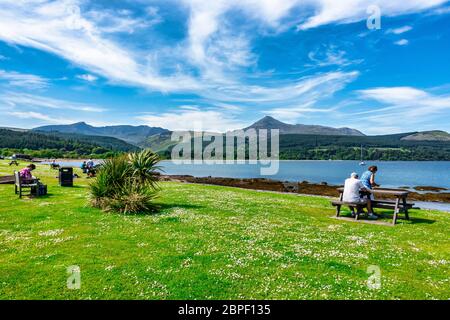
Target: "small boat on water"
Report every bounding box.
[359,144,366,166]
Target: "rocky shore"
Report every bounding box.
[159,174,450,203]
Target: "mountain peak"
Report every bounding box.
[72,121,91,127]
[260,115,279,122]
[246,116,365,136]
[247,116,287,129]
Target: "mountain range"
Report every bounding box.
[33,116,368,152]
[33,116,450,151]
[0,115,448,160]
[34,122,168,145]
[244,116,365,136]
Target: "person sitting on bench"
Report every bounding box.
[81,161,88,174]
[343,172,377,220]
[50,160,60,170]
[360,166,380,199]
[19,164,37,184]
[86,159,96,177]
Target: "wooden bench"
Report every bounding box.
[335,188,416,224]
[0,175,15,185]
[14,171,38,198]
[332,200,368,220]
[50,163,60,170]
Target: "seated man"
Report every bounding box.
[343,172,377,220]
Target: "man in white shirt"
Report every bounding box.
[342,172,376,220]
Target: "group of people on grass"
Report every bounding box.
[18,161,380,217]
[342,166,379,220]
[20,159,97,184]
[81,159,96,177]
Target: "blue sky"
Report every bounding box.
[0,0,449,134]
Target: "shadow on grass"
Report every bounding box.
[339,211,436,225]
[104,202,205,217]
[376,213,436,225]
[409,218,436,224]
[19,193,55,200]
[58,185,85,189]
[155,202,204,213]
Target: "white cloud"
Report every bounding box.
[0,0,446,111]
[142,71,360,130]
[85,6,163,34]
[139,106,247,132]
[354,86,450,133]
[0,0,201,93]
[265,103,335,123]
[0,70,49,89]
[203,71,360,103]
[429,5,450,15]
[394,39,409,46]
[0,92,106,112]
[307,45,363,68]
[7,111,72,124]
[358,87,427,103]
[264,71,359,122]
[76,74,98,82]
[297,0,447,30]
[386,25,413,34]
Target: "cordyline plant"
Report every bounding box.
[89,149,162,214]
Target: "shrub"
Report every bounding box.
[128,149,162,188]
[103,182,159,214]
[89,149,161,214]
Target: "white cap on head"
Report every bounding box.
[351,172,358,178]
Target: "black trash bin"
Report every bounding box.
[59,167,73,187]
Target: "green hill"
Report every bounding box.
[143,131,178,153]
[0,129,139,159]
[401,130,450,142]
[154,131,450,161]
[277,133,450,160]
[33,122,168,145]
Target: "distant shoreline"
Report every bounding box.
[1,159,449,208]
[33,158,450,163]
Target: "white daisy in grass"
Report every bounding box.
[38,229,64,237]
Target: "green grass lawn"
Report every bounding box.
[0,160,449,299]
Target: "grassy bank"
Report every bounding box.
[0,160,449,299]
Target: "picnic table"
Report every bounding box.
[333,187,414,225]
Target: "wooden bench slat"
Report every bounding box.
[332,200,366,205]
[372,200,414,206]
